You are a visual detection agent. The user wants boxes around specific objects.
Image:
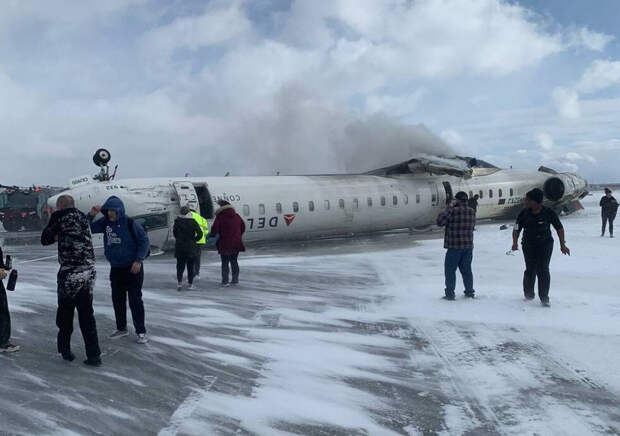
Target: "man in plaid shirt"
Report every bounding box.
[436,191,476,300]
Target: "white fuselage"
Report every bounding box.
[52,167,587,250]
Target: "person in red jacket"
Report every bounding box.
[209,200,246,286]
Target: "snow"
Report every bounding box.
[1,192,619,435]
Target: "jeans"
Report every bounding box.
[110,266,146,334]
[522,241,553,302]
[602,215,615,236]
[0,285,11,347]
[444,248,474,298]
[56,287,101,359]
[176,256,197,284]
[221,254,240,284]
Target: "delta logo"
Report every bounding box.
[284,214,296,226]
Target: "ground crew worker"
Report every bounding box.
[600,188,618,238]
[512,188,570,307]
[190,207,208,281]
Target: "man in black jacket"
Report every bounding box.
[600,188,618,238]
[173,206,203,291]
[0,245,19,353]
[41,195,101,366]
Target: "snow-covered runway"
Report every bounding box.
[1,193,619,435]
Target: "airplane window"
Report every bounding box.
[243,205,250,216]
[416,194,421,204]
[404,194,409,205]
[324,200,330,210]
[393,195,398,206]
[276,203,282,214]
[489,190,493,199]
[498,189,503,198]
[309,201,315,212]
[259,204,265,215]
[353,198,359,208]
[367,197,373,207]
[479,190,483,199]
[510,188,514,197]
[339,199,345,209]
[293,202,299,212]
[133,213,168,231]
[381,196,386,206]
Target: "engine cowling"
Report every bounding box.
[543,177,565,201]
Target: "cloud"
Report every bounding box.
[552,87,581,119]
[536,132,554,150]
[576,59,620,94]
[440,129,464,147]
[567,27,615,52]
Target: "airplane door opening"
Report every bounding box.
[442,182,453,205]
[194,184,214,219]
[172,181,200,212]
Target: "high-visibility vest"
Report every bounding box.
[191,211,209,245]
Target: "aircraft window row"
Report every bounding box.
[241,193,412,217]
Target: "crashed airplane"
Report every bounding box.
[49,150,588,250]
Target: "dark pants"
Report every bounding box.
[221,254,240,284]
[110,267,146,334]
[194,249,202,276]
[602,215,615,236]
[176,256,196,284]
[444,248,474,298]
[522,242,553,302]
[57,287,101,359]
[0,285,11,347]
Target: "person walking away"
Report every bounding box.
[512,188,570,307]
[468,194,479,214]
[174,206,203,291]
[190,207,209,281]
[209,200,245,286]
[0,245,19,353]
[600,188,618,238]
[436,191,476,300]
[88,196,150,344]
[41,195,101,365]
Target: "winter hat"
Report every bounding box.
[217,199,231,207]
[455,191,468,201]
[605,187,612,194]
[526,188,544,204]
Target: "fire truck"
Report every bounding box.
[0,185,61,232]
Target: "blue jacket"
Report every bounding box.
[88,196,150,268]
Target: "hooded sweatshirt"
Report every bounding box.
[173,212,203,258]
[88,196,150,268]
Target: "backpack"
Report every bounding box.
[127,218,151,258]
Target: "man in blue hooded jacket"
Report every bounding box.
[88,196,150,344]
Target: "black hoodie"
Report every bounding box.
[173,213,203,258]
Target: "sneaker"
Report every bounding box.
[464,292,475,299]
[109,329,129,339]
[137,333,149,344]
[442,295,455,301]
[61,352,76,362]
[177,282,183,291]
[221,282,230,287]
[194,275,200,282]
[541,300,551,307]
[187,283,194,290]
[0,343,20,353]
[525,295,535,301]
[611,235,615,239]
[231,280,239,285]
[83,357,102,367]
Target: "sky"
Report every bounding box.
[1,0,620,185]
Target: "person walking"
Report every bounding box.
[190,207,209,281]
[41,195,101,365]
[468,194,479,214]
[174,206,203,291]
[512,188,570,307]
[209,200,245,286]
[88,196,150,344]
[600,188,618,238]
[0,245,19,353]
[436,191,476,300]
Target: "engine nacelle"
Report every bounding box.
[543,177,565,201]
